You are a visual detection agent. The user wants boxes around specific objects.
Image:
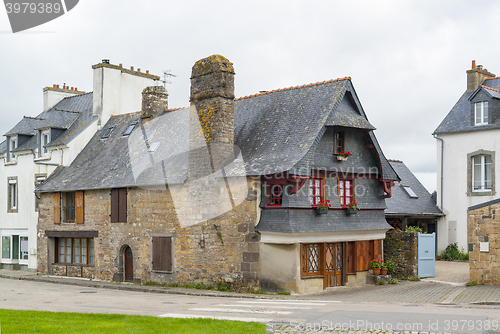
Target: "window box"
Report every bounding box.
[346,209,357,215]
[315,208,328,214]
[336,156,348,161]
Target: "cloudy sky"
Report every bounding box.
[2,0,500,192]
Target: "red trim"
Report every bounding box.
[382,180,395,199]
[338,178,354,208]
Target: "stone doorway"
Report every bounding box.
[124,246,133,282]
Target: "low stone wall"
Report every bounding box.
[468,200,500,285]
[383,231,418,277]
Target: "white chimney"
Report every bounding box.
[92,60,160,127]
[43,84,84,112]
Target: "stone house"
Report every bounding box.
[36,55,398,293]
[434,60,500,253]
[468,198,500,285]
[0,61,159,271]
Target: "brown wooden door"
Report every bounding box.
[323,243,343,289]
[124,246,133,282]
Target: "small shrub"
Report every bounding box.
[277,291,291,295]
[217,281,229,292]
[250,290,267,294]
[440,243,469,260]
[388,278,398,284]
[405,226,423,233]
[377,279,386,285]
[466,280,478,286]
[409,276,421,281]
[385,258,397,276]
[398,276,409,280]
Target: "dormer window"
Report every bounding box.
[474,101,488,125]
[41,130,50,156]
[334,129,345,155]
[8,136,17,161]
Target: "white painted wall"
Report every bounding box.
[43,87,83,112]
[436,128,500,253]
[93,65,159,128]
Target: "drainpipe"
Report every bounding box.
[433,133,444,210]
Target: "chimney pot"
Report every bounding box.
[119,63,123,68]
[146,70,149,74]
[53,84,56,88]
[56,84,59,88]
[75,87,77,91]
[102,59,110,64]
[472,60,476,70]
[138,68,141,72]
[131,66,134,71]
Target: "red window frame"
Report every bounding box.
[309,178,324,206]
[267,184,284,206]
[338,178,354,208]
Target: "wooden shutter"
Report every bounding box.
[110,189,119,223]
[152,237,172,271]
[75,191,84,224]
[54,193,61,224]
[373,240,382,261]
[118,188,127,222]
[356,241,370,271]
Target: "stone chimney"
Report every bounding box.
[467,60,495,91]
[43,85,84,112]
[141,86,168,119]
[188,54,235,179]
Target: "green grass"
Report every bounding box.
[0,309,267,334]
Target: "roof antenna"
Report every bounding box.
[162,70,176,88]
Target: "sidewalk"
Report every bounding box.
[1,266,499,305]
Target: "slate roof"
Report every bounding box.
[37,78,397,192]
[256,209,391,233]
[385,160,443,217]
[0,140,6,155]
[434,77,500,134]
[4,92,95,152]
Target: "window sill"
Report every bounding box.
[52,263,94,267]
[4,161,17,166]
[468,190,495,197]
[34,156,51,162]
[300,274,323,279]
[152,270,174,274]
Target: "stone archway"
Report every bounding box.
[114,243,134,282]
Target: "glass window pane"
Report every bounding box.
[2,236,11,259]
[315,180,320,187]
[20,237,28,260]
[89,239,94,264]
[485,155,492,189]
[12,236,19,260]
[483,102,488,123]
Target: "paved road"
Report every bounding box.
[1,278,500,334]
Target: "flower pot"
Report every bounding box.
[380,268,388,275]
[346,209,357,215]
[372,268,381,275]
[315,208,328,214]
[336,156,348,161]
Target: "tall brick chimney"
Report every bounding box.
[467,60,495,91]
[188,55,235,179]
[141,86,168,119]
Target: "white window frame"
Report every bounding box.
[8,135,17,161]
[474,101,489,126]
[41,129,50,156]
[472,155,492,192]
[8,177,18,213]
[1,233,28,265]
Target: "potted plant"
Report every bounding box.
[381,265,388,275]
[346,201,359,214]
[371,259,383,275]
[336,151,352,161]
[315,200,331,214]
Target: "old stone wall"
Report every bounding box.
[468,201,500,285]
[37,176,261,290]
[383,231,418,277]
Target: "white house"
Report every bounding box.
[0,61,159,270]
[434,60,500,253]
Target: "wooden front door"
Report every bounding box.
[324,243,343,289]
[124,246,133,282]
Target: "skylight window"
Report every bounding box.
[101,125,116,139]
[123,121,138,137]
[403,186,418,198]
[148,142,160,152]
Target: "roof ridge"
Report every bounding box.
[234,77,351,101]
[110,111,141,118]
[62,91,93,99]
[388,159,403,163]
[24,116,46,120]
[165,106,189,112]
[484,76,500,81]
[54,108,82,113]
[481,85,500,93]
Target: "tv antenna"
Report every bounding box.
[162,70,176,88]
